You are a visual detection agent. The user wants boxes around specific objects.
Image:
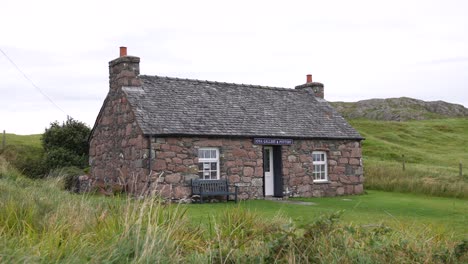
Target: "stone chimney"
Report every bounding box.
[108,46,141,91]
[295,74,324,99]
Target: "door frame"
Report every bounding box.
[263,145,284,197]
[263,146,274,196]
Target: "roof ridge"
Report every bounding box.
[139,74,299,92]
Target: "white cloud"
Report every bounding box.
[1,0,467,134]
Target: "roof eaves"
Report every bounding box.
[142,132,364,141]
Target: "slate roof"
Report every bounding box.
[121,75,363,140]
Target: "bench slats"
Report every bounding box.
[191,179,238,203]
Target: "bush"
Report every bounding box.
[43,147,88,170]
[41,117,90,171]
[42,118,90,155]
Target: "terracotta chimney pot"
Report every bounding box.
[120,46,127,57]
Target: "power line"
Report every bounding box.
[0,47,68,116]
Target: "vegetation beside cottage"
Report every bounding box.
[0,157,467,263]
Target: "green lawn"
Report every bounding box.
[185,190,468,240]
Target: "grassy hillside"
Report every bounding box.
[351,118,468,198]
[351,118,468,166]
[1,133,42,149]
[0,133,44,178]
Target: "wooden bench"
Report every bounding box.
[191,179,238,203]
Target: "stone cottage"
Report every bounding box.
[89,47,364,200]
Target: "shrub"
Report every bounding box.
[43,147,87,170]
[41,117,90,171]
[42,118,90,156]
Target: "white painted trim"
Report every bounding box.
[198,148,220,180]
[312,151,328,182]
[264,146,274,196]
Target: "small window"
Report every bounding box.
[198,148,219,180]
[312,151,328,182]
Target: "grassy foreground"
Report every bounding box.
[1,158,467,263]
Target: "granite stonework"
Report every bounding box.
[89,54,149,194]
[148,137,264,200]
[281,140,363,197]
[147,137,363,200]
[91,134,363,199]
[88,90,149,194]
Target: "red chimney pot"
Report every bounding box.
[120,47,127,57]
[306,74,312,83]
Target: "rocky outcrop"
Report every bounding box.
[331,97,468,121]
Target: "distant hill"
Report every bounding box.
[331,97,468,121]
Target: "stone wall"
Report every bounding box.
[147,137,264,200]
[144,137,363,200]
[89,89,149,194]
[282,140,363,197]
[91,129,363,199]
[89,54,148,194]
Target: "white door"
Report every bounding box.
[264,146,274,196]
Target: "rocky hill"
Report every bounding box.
[330,97,468,121]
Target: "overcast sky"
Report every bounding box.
[1,0,467,135]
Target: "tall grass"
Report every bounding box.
[1,157,467,263]
[0,157,198,263]
[364,160,468,199]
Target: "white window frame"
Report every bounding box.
[312,151,328,182]
[198,148,220,180]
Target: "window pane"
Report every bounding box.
[198,172,203,178]
[264,149,270,172]
[198,148,219,179]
